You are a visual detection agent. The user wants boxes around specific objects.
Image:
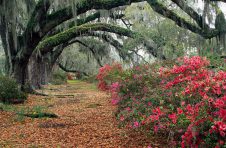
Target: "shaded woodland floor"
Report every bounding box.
[0,80,166,147]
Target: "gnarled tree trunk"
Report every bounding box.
[28,54,53,89]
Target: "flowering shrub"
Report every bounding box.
[97,56,226,147]
[159,56,226,147]
[96,63,122,91]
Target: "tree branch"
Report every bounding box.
[22,0,50,46]
[83,32,123,49]
[37,23,138,54]
[47,11,125,37]
[73,39,103,67]
[40,0,143,35]
[147,0,220,39]
[58,62,89,76]
[129,48,149,64]
[81,32,131,60]
[170,0,208,29]
[209,0,226,2]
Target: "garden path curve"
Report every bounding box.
[0,81,165,147]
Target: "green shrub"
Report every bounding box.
[82,75,98,83]
[207,54,226,71]
[0,76,27,104]
[50,71,67,85]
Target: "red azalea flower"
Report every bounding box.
[177,108,183,115]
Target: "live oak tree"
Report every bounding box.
[0,0,225,91]
[0,0,156,91]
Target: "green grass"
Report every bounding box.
[0,103,57,120]
[87,103,102,108]
[80,85,97,90]
[67,80,82,84]
[67,80,97,90]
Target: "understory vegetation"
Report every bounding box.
[97,56,226,148]
[0,76,27,104]
[50,70,67,85]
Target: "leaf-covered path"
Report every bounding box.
[0,81,165,147]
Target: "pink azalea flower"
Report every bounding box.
[133,121,139,128]
[120,116,125,121]
[168,113,178,124]
[181,101,186,106]
[154,125,158,133]
[177,108,183,115]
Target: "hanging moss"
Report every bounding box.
[37,23,138,54]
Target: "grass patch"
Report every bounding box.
[68,80,97,90]
[22,113,58,118]
[0,103,22,112]
[81,85,97,90]
[71,108,84,112]
[0,103,57,120]
[87,103,102,108]
[67,80,82,84]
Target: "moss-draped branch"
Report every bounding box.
[41,0,143,35]
[37,23,138,54]
[37,22,159,59]
[22,0,50,44]
[170,0,208,29]
[147,0,220,39]
[209,0,226,2]
[14,0,226,63]
[47,11,125,38]
[58,62,89,76]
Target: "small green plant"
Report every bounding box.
[0,76,27,104]
[50,70,67,85]
[199,48,226,71]
[21,105,58,119]
[0,104,57,120]
[82,75,98,83]
[87,103,102,108]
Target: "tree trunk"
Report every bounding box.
[11,55,55,92]
[12,60,29,91]
[28,54,54,89]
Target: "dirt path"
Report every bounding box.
[0,81,165,148]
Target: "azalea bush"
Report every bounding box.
[96,63,122,91]
[158,56,226,147]
[97,56,226,147]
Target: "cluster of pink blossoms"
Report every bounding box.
[159,56,225,147]
[96,63,122,91]
[97,56,225,147]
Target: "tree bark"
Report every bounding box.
[12,60,28,91]
[28,54,53,89]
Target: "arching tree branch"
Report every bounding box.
[73,39,103,67]
[22,0,51,46]
[47,11,125,37]
[147,0,226,40]
[171,0,208,29]
[41,0,144,35]
[37,23,138,54]
[81,32,131,60]
[209,0,226,2]
[58,62,89,76]
[147,0,219,39]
